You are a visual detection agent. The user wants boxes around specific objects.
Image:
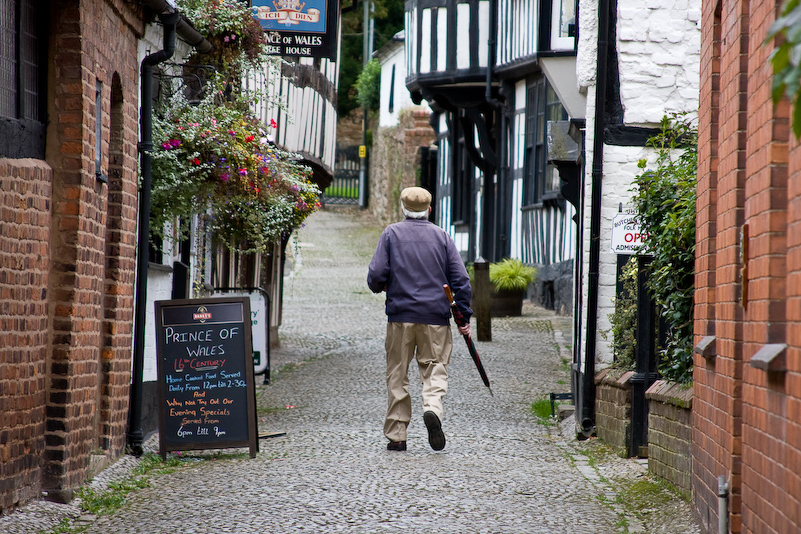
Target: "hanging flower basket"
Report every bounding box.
[151,83,320,253]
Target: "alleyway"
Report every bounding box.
[2,208,701,534]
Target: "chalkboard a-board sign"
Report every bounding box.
[155,297,258,459]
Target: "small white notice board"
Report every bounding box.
[610,213,648,255]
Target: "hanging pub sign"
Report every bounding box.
[252,0,339,59]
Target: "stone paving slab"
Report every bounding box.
[0,207,701,534]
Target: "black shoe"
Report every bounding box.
[387,440,407,451]
[423,411,446,451]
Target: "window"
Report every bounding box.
[388,65,396,113]
[550,0,576,50]
[522,77,567,206]
[0,0,47,158]
[451,117,473,225]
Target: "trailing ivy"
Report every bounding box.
[630,115,697,384]
[602,257,638,371]
[767,0,801,138]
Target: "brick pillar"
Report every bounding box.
[42,0,142,501]
[0,160,52,513]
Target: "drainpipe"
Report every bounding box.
[144,0,215,55]
[718,475,729,534]
[127,11,181,456]
[485,0,501,109]
[580,0,610,435]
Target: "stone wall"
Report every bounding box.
[369,109,435,226]
[594,369,633,457]
[645,380,692,494]
[530,259,573,315]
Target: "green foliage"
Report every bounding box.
[339,0,405,116]
[631,115,697,384]
[489,258,537,292]
[176,0,270,74]
[601,258,638,371]
[767,0,801,137]
[355,59,382,110]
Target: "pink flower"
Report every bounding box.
[238,168,248,176]
[220,173,230,182]
[170,139,181,147]
[270,119,277,129]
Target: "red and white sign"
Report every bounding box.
[610,213,648,255]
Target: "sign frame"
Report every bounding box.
[212,287,271,379]
[155,297,258,459]
[610,212,649,256]
[252,0,340,59]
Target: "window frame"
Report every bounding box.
[0,0,48,159]
[450,117,473,226]
[522,76,568,208]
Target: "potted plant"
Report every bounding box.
[488,259,537,316]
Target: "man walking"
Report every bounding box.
[367,187,472,451]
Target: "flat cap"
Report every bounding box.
[400,187,432,212]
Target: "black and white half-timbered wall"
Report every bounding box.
[404,0,581,308]
[405,0,702,441]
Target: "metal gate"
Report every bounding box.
[324,145,362,206]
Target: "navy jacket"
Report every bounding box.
[367,218,472,325]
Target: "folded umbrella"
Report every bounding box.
[444,284,494,396]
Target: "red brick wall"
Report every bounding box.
[0,160,52,512]
[696,0,801,532]
[694,0,748,527]
[0,0,143,510]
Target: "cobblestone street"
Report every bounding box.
[1,208,701,534]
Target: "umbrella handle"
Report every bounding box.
[443,284,455,304]
[443,285,467,329]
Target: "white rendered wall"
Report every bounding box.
[138,23,198,383]
[379,44,430,128]
[617,0,701,125]
[575,0,700,367]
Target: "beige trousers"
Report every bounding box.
[384,322,452,442]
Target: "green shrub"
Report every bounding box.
[355,59,381,111]
[630,115,697,384]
